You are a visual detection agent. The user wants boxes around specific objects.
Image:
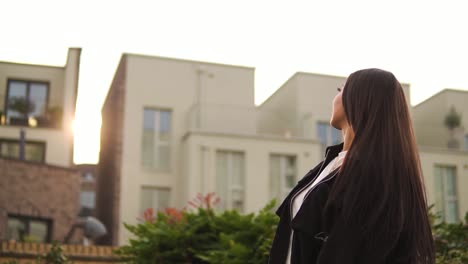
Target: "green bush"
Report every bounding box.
[432,211,468,264]
[115,193,278,264]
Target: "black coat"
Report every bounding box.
[268,143,412,264]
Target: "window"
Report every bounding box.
[216,151,245,212]
[464,134,468,151]
[0,139,45,162]
[270,155,296,202]
[5,80,48,126]
[80,191,96,209]
[140,187,171,212]
[82,172,94,182]
[317,122,342,145]
[6,215,52,243]
[434,165,459,223]
[317,122,342,152]
[142,108,171,171]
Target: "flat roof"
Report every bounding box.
[0,60,63,69]
[413,88,468,108]
[123,52,255,71]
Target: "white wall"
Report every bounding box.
[413,90,468,150]
[257,75,298,137]
[117,54,256,244]
[182,132,320,213]
[0,48,80,167]
[420,148,468,221]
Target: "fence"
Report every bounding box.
[0,242,123,264]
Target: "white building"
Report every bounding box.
[97,54,322,245]
[0,48,80,167]
[413,89,468,223]
[97,54,468,245]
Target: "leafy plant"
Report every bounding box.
[8,97,35,116]
[115,193,279,264]
[431,210,468,264]
[40,241,71,264]
[444,106,462,130]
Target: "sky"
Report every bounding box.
[1,0,467,164]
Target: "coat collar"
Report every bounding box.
[325,142,344,158]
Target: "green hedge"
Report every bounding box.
[432,211,468,263]
[115,193,278,264]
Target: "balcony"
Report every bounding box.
[185,103,257,136]
[184,103,312,140]
[0,94,63,129]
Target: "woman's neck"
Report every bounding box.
[342,126,354,151]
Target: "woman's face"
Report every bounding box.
[330,85,347,130]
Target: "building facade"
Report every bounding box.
[413,89,468,151]
[97,54,323,245]
[413,89,468,223]
[0,48,84,244]
[0,48,80,167]
[75,164,98,217]
[98,54,468,245]
[0,158,81,243]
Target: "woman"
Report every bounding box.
[268,68,435,264]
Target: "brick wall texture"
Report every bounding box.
[0,158,81,242]
[96,55,126,245]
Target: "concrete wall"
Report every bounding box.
[257,75,298,137]
[413,91,449,148]
[0,158,81,243]
[419,148,468,221]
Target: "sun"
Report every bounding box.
[73,112,102,165]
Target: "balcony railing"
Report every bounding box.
[0,114,62,129]
[0,96,63,129]
[185,103,258,135]
[184,103,312,140]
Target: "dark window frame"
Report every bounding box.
[0,138,47,163]
[6,214,53,243]
[4,79,50,126]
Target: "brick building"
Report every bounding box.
[75,164,98,217]
[0,47,86,244]
[0,158,81,243]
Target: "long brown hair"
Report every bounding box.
[328,68,435,263]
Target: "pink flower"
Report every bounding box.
[188,192,220,210]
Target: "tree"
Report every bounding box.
[444,106,462,149]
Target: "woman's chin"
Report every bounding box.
[330,119,340,130]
